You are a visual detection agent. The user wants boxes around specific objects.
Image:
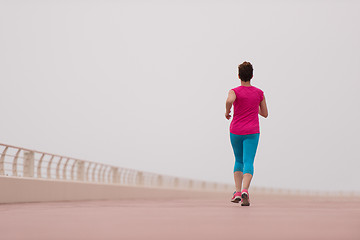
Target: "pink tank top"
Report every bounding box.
[230,86,264,135]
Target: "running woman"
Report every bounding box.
[225,61,268,206]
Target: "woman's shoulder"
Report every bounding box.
[231,85,264,93]
[231,86,241,91]
[232,85,263,91]
[250,86,264,94]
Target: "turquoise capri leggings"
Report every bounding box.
[230,133,260,175]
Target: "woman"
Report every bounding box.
[225,61,268,206]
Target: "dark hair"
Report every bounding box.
[238,62,253,82]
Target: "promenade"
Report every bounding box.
[1,193,359,240]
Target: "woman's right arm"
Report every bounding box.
[225,90,236,120]
[259,94,268,118]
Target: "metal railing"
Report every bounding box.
[0,143,232,192]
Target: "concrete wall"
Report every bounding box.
[0,176,227,204]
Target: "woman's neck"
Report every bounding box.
[241,81,252,87]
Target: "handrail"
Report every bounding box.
[0,143,232,192]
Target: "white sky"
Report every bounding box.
[1,0,359,192]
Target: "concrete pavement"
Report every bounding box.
[0,193,359,240]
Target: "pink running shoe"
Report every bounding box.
[241,189,250,206]
[231,191,241,203]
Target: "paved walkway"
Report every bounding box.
[0,194,359,240]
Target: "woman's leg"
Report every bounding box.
[230,133,244,192]
[242,174,253,190]
[242,133,260,190]
[234,172,243,192]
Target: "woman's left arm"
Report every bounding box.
[259,94,268,118]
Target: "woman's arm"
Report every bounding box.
[225,90,236,120]
[259,94,268,118]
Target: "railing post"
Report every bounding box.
[62,158,70,180]
[12,149,21,177]
[136,171,144,186]
[56,157,63,179]
[92,164,98,182]
[97,165,103,183]
[189,180,193,189]
[174,178,179,188]
[37,153,45,178]
[0,146,9,175]
[157,175,163,187]
[119,168,125,184]
[85,162,92,182]
[70,160,76,181]
[23,151,34,178]
[112,167,118,184]
[77,160,85,181]
[101,166,107,183]
[47,156,54,179]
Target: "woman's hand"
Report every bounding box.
[225,111,232,120]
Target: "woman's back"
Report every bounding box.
[230,86,264,135]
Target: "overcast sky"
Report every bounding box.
[1,0,359,192]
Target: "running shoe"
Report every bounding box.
[241,189,250,206]
[231,191,242,203]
